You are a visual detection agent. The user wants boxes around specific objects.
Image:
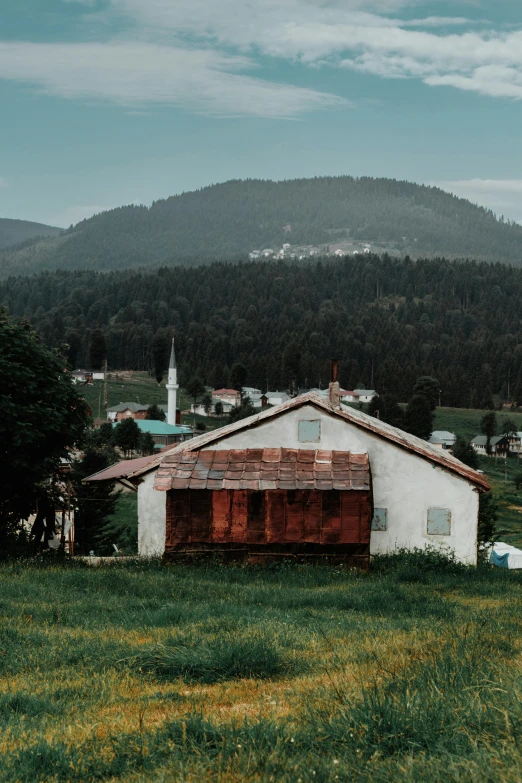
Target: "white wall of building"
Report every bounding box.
[202,404,479,564]
[138,471,167,557]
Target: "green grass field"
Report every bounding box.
[1,558,522,782]
[80,373,218,429]
[434,407,522,442]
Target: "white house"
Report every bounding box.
[354,389,377,404]
[266,391,291,405]
[86,388,489,565]
[340,390,361,404]
[429,431,456,450]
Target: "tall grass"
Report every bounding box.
[0,558,521,781]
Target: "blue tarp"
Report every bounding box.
[490,550,510,568]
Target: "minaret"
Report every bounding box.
[166,338,178,425]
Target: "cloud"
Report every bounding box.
[100,0,522,100]
[435,179,522,223]
[2,0,521,117]
[0,41,347,118]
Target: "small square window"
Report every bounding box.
[427,508,451,536]
[298,419,321,443]
[372,508,388,531]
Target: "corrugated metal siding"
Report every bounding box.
[165,487,372,551]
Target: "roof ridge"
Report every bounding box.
[128,391,489,490]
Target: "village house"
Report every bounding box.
[108,402,151,422]
[508,432,522,457]
[471,435,510,457]
[212,388,241,407]
[266,391,291,405]
[86,379,489,566]
[354,389,377,404]
[340,390,361,404]
[135,420,193,449]
[429,431,456,450]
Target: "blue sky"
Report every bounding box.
[1,0,521,227]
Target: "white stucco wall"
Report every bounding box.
[138,470,167,557]
[204,405,479,565]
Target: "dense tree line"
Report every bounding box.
[2,254,522,408]
[2,177,522,277]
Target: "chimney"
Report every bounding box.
[329,359,340,409]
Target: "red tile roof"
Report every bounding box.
[154,449,370,492]
[212,388,240,396]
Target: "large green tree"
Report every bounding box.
[480,412,497,455]
[89,329,107,371]
[113,418,141,457]
[404,394,433,440]
[0,309,89,552]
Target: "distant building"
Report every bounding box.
[108,403,150,422]
[248,393,269,409]
[471,435,509,457]
[191,401,234,417]
[340,391,361,404]
[508,432,522,457]
[136,420,193,449]
[429,431,456,450]
[72,369,92,384]
[242,386,262,397]
[354,389,377,404]
[212,388,241,407]
[266,391,291,405]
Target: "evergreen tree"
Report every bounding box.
[113,418,141,457]
[186,376,205,410]
[230,362,248,392]
[404,394,433,440]
[480,412,497,455]
[152,331,168,384]
[146,404,165,421]
[413,376,440,411]
[139,431,156,456]
[452,437,479,469]
[89,329,107,371]
[71,448,119,555]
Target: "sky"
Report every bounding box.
[1,0,521,228]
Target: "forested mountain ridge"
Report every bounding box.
[2,254,522,409]
[2,177,522,277]
[0,218,60,251]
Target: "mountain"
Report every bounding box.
[0,218,61,251]
[2,177,522,277]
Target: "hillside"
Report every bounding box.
[2,254,522,409]
[0,217,60,251]
[2,177,522,276]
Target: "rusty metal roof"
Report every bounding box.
[154,449,370,492]
[113,392,490,492]
[83,453,159,483]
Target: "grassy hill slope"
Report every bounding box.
[0,217,60,250]
[2,176,522,276]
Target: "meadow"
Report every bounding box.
[1,557,522,782]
